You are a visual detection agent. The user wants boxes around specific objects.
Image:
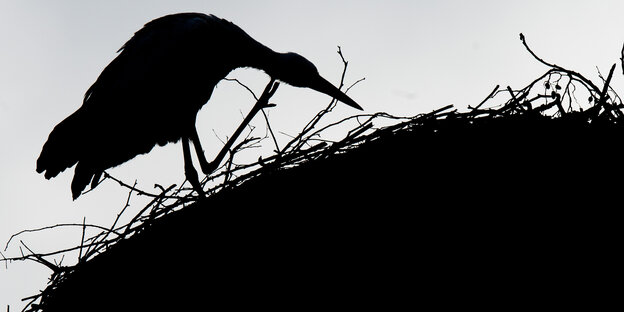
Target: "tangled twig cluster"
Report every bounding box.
[471,34,623,121]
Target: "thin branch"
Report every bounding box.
[223,78,258,100]
[471,85,500,110]
[223,77,280,152]
[260,108,280,152]
[4,224,122,252]
[345,77,366,94]
[122,184,177,236]
[19,241,60,273]
[78,217,86,263]
[596,63,621,118]
[519,33,601,94]
[620,42,624,76]
[84,181,135,258]
[103,172,191,201]
[4,240,116,264]
[204,79,279,177]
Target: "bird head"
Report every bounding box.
[272,52,362,110]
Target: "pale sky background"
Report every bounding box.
[2,0,624,309]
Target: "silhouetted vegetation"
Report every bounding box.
[4,34,621,311]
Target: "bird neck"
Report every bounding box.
[242,44,284,79]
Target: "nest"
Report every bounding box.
[3,35,623,311]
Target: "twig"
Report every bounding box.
[103,172,155,197]
[122,184,177,236]
[78,217,86,263]
[4,241,113,264]
[620,43,624,76]
[345,77,366,94]
[597,63,616,107]
[596,66,623,107]
[519,33,601,94]
[505,86,522,112]
[205,79,279,176]
[520,33,559,69]
[223,77,281,152]
[472,85,500,110]
[4,224,121,252]
[337,46,349,90]
[103,172,191,201]
[83,182,135,258]
[1,251,7,269]
[596,63,621,118]
[19,241,60,273]
[260,109,280,152]
[223,78,258,100]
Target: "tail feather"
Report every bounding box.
[36,110,85,181]
[38,101,174,199]
[71,161,95,200]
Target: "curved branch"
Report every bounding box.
[520,33,601,94]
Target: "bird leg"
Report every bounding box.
[189,128,216,175]
[182,136,205,197]
[195,79,280,176]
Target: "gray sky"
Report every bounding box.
[2,0,624,308]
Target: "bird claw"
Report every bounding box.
[199,160,219,176]
[185,171,205,198]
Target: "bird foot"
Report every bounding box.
[188,177,206,198]
[199,160,219,176]
[184,160,206,198]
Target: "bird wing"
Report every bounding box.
[85,13,217,108]
[38,13,266,199]
[38,13,226,196]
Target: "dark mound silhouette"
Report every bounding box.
[35,105,620,311]
[22,34,622,310]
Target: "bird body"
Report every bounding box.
[37,13,361,199]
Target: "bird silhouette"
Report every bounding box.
[36,13,361,199]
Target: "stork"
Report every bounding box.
[36,13,361,199]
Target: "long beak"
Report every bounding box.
[310,76,363,110]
